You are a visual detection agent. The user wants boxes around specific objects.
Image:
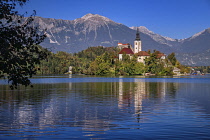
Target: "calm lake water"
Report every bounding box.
[0,75,210,139]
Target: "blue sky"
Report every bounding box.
[20,0,210,39]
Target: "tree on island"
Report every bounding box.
[144,50,175,75]
[0,0,48,89]
[167,52,177,66]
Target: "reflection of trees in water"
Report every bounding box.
[0,84,59,106]
[147,82,177,98]
[0,81,178,134]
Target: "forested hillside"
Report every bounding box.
[36,46,118,74]
[36,46,191,76]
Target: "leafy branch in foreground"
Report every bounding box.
[0,0,48,89]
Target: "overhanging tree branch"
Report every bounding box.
[0,0,48,89]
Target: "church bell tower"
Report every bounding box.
[134,28,141,53]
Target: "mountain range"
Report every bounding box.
[33,13,210,66]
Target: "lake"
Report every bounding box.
[0,75,210,139]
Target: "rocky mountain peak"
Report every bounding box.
[138,26,151,33]
[80,13,113,22]
[81,13,95,19]
[130,26,151,34]
[72,13,119,34]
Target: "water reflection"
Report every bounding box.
[0,77,210,139]
[0,81,177,126]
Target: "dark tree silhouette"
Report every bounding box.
[0,0,48,89]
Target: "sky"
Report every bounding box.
[18,0,210,39]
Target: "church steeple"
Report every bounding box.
[134,27,142,53]
[135,28,141,41]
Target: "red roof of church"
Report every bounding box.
[119,48,134,54]
[136,51,150,56]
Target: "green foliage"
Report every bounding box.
[37,46,145,76]
[167,52,177,66]
[179,65,190,74]
[36,51,74,74]
[0,0,47,89]
[145,52,159,74]
[159,67,173,76]
[36,46,191,76]
[144,50,174,75]
[36,46,117,75]
[115,54,145,75]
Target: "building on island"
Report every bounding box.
[118,43,131,50]
[156,51,166,59]
[173,67,181,75]
[118,48,134,60]
[134,28,141,53]
[136,51,150,63]
[118,28,165,63]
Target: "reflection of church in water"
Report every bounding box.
[118,78,169,120]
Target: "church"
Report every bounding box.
[118,28,165,63]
